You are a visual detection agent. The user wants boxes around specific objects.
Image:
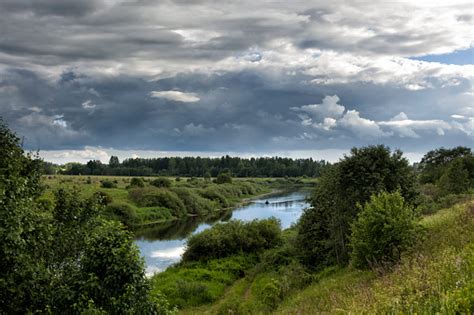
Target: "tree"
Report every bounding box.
[419,146,472,183]
[0,119,170,313]
[296,145,417,268]
[109,155,120,168]
[350,191,422,269]
[438,158,470,195]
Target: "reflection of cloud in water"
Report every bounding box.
[151,246,185,259]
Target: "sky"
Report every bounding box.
[0,0,473,164]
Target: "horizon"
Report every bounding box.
[1,1,473,162]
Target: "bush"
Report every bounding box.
[105,202,139,227]
[216,172,232,184]
[130,177,145,188]
[93,191,113,205]
[350,191,423,269]
[128,187,186,217]
[100,180,117,188]
[182,218,283,262]
[170,187,214,215]
[151,177,172,188]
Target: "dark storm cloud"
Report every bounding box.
[0,0,472,157]
[2,67,472,154]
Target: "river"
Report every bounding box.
[134,190,310,276]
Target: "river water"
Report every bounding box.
[134,190,310,276]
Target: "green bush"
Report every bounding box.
[350,191,423,269]
[216,172,232,184]
[199,187,230,208]
[105,202,139,227]
[151,177,172,188]
[100,180,117,188]
[128,187,186,217]
[130,177,145,188]
[170,187,214,215]
[93,191,113,205]
[182,218,283,262]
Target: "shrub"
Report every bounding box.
[130,177,145,188]
[350,191,423,269]
[182,218,283,262]
[100,180,116,188]
[199,187,230,208]
[105,202,139,227]
[93,191,113,205]
[128,187,186,217]
[170,187,214,215]
[151,177,172,188]
[216,172,232,184]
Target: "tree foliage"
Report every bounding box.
[296,145,417,269]
[418,146,472,184]
[350,191,422,269]
[0,119,170,313]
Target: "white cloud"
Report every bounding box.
[82,99,96,109]
[291,95,345,120]
[339,110,390,138]
[150,91,200,102]
[379,112,452,138]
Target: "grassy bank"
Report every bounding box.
[41,175,316,227]
[153,197,473,314]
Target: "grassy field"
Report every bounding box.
[165,198,474,314]
[40,175,316,227]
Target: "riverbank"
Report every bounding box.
[41,175,317,228]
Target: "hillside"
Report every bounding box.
[178,198,473,314]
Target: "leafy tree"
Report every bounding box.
[296,145,417,268]
[0,119,171,313]
[109,155,120,168]
[419,146,472,183]
[350,191,422,269]
[438,158,470,195]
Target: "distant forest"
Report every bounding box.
[51,155,330,177]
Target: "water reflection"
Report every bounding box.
[135,190,309,276]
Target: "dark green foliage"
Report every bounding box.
[105,202,139,227]
[62,154,329,177]
[0,120,170,313]
[216,172,232,184]
[419,146,472,184]
[100,179,117,188]
[350,191,422,269]
[438,158,471,195]
[108,155,120,168]
[151,177,172,188]
[182,218,283,262]
[128,187,186,217]
[297,145,417,268]
[130,177,145,187]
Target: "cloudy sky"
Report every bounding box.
[1,0,473,163]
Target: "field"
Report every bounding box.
[40,175,316,227]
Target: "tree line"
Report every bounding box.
[59,155,330,177]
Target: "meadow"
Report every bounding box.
[40,175,316,227]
